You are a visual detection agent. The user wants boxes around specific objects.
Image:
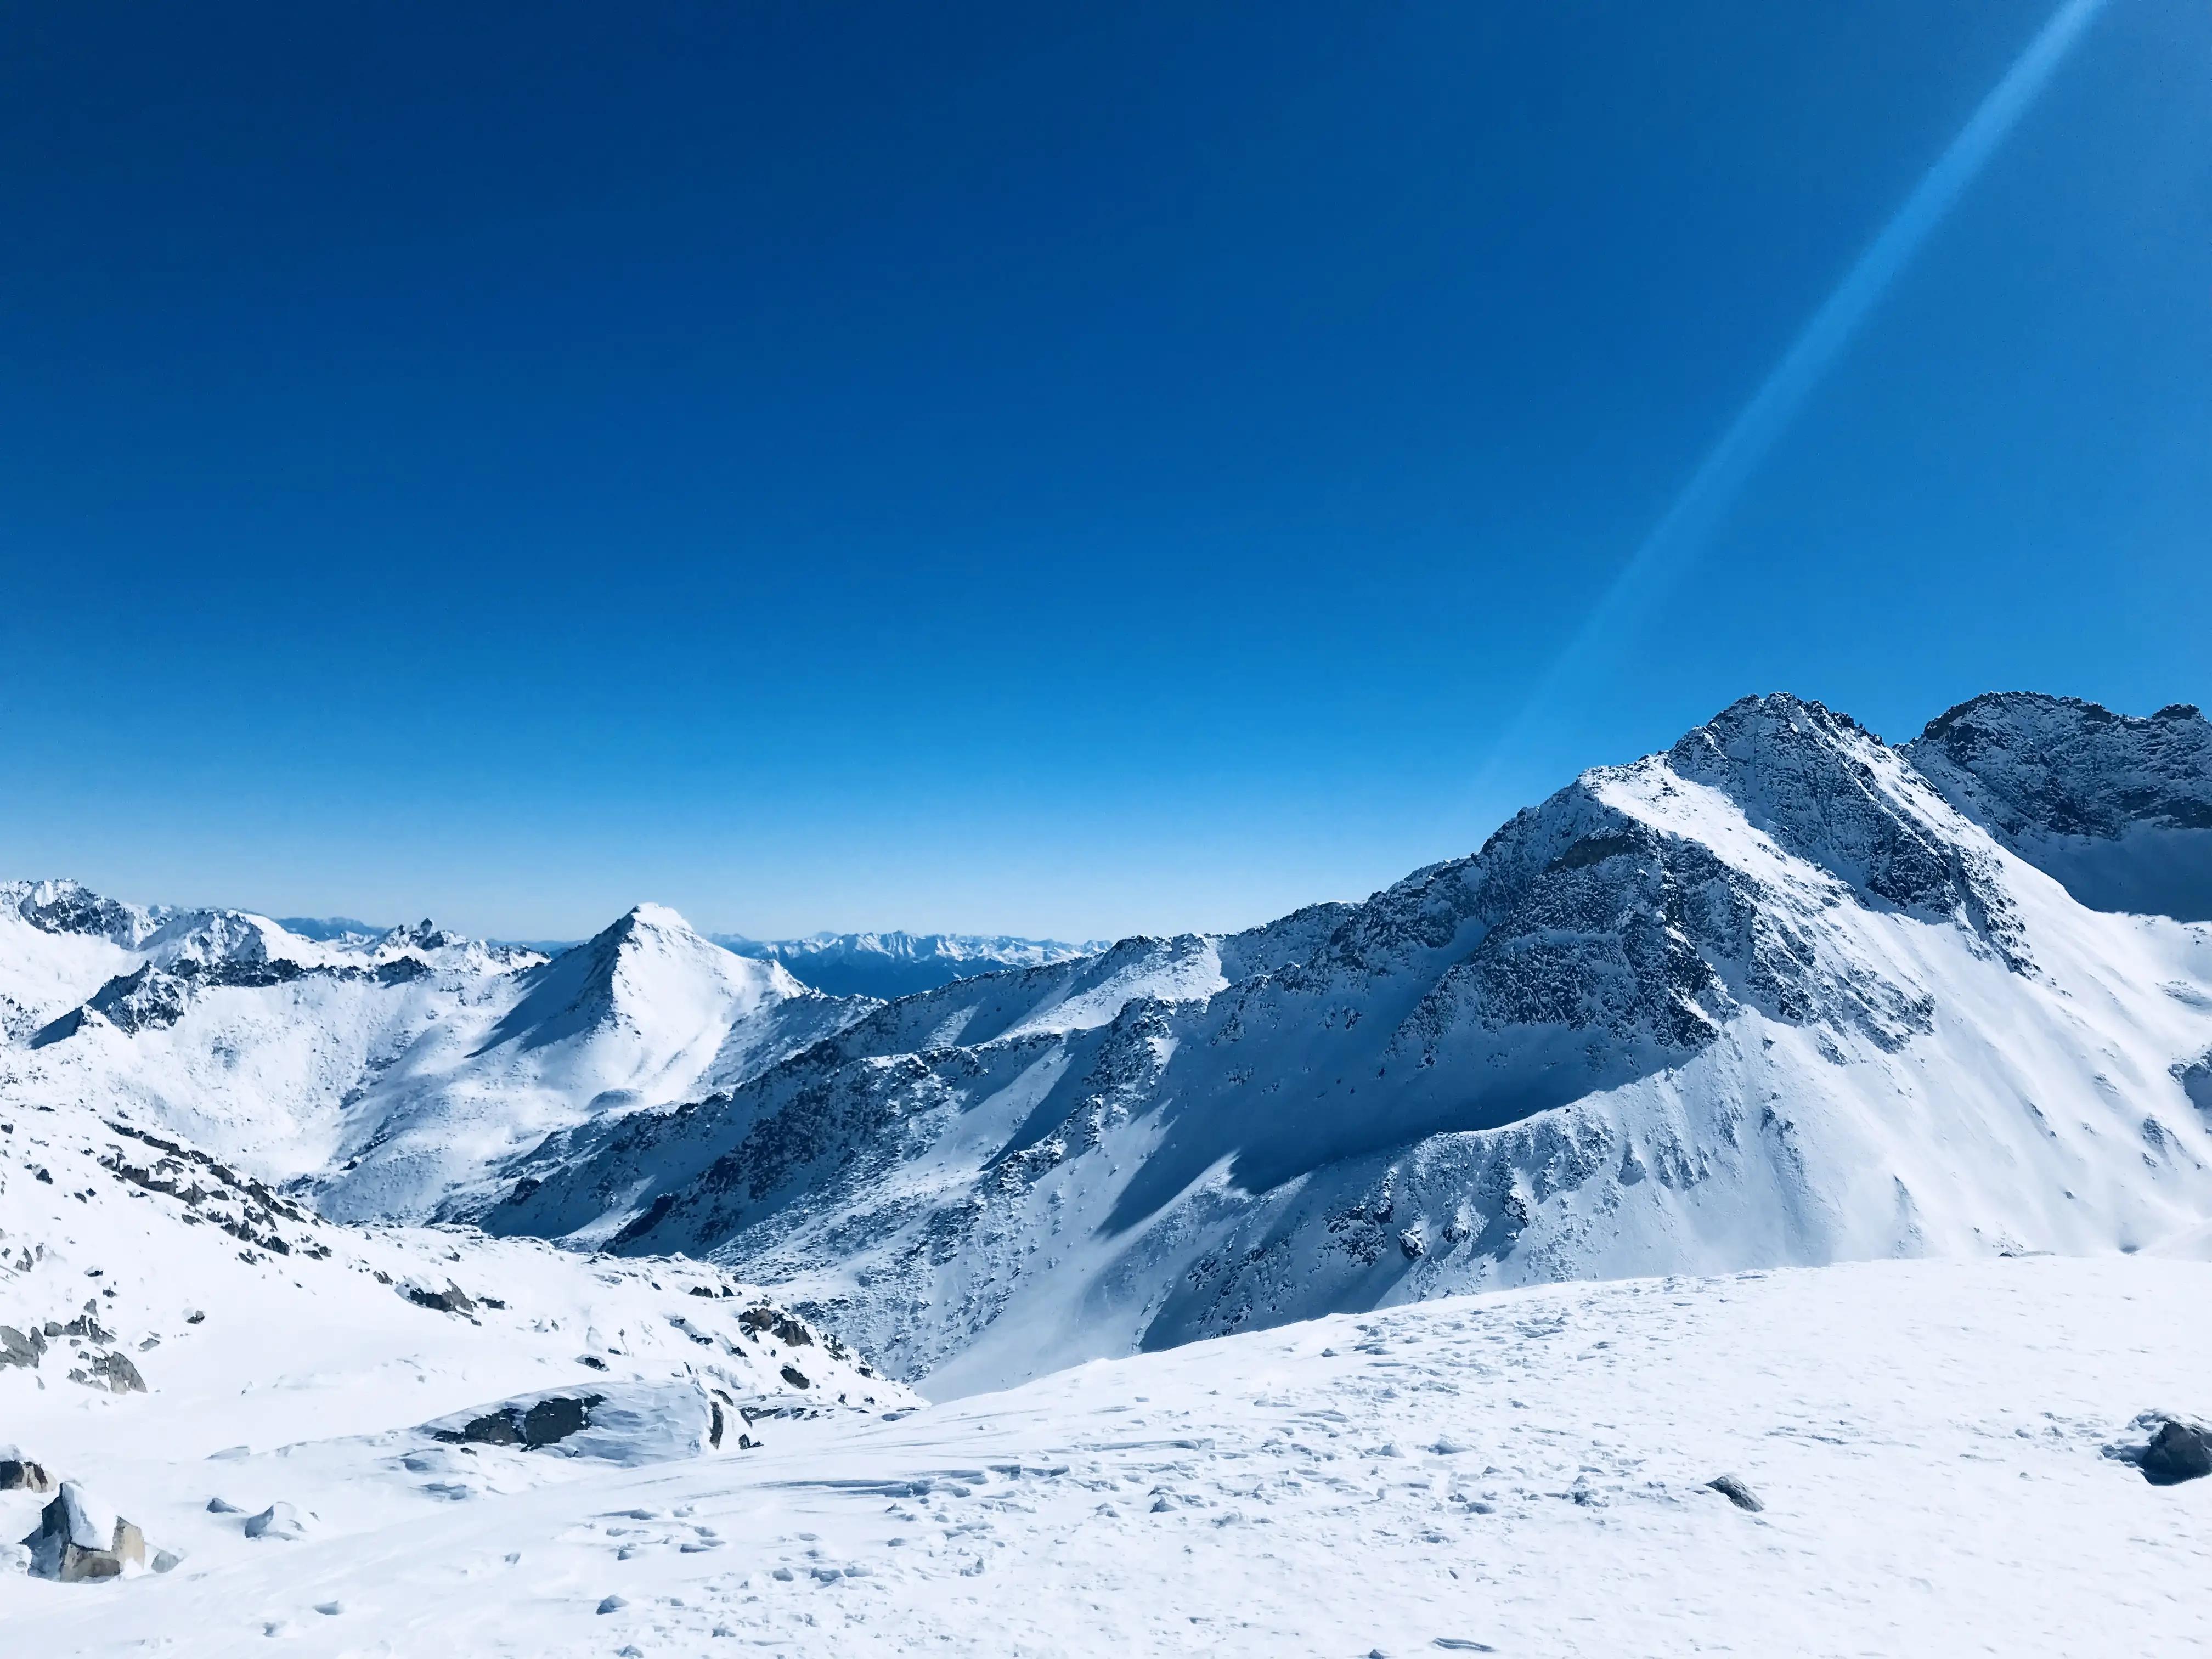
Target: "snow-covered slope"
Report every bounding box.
[716,932,1106,998]
[5,1252,2206,1656]
[0,883,152,1044]
[1906,692,2212,920]
[0,898,871,1221]
[0,1086,905,1626]
[476,694,2212,1392]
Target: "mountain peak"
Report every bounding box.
[1904,692,2212,919]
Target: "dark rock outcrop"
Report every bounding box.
[403,1282,477,1316]
[2136,1419,2212,1487]
[431,1392,602,1450]
[1706,1474,1764,1512]
[0,1446,54,1492]
[1907,695,2212,919]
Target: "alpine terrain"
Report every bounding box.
[467,693,2212,1392]
[715,933,1107,999]
[4,690,2210,1656]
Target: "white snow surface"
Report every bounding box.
[4,1251,2207,1655]
[0,1086,904,1599]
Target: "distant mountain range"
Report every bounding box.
[264,921,1105,999]
[712,932,1107,998]
[6,690,2209,1396]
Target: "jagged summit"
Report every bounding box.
[2,877,171,948]
[1906,692,2212,918]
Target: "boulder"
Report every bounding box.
[1706,1474,1764,1512]
[403,1282,477,1316]
[0,1445,55,1493]
[244,1502,307,1541]
[21,1482,146,1582]
[2138,1419,2212,1487]
[421,1380,722,1465]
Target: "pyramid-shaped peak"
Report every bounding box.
[620,902,697,933]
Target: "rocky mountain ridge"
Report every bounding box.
[469,692,2212,1391]
[713,931,1107,998]
[0,896,874,1222]
[8,691,2210,1397]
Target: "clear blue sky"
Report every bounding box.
[3,1,2206,942]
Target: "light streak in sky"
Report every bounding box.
[1481,0,2110,783]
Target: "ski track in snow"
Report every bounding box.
[4,1256,2208,1656]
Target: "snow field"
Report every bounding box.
[5,1254,2207,1656]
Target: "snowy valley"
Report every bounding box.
[4,689,2210,1655]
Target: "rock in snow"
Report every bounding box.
[242,1502,306,1541]
[421,1380,729,1462]
[1706,1474,1765,1511]
[2124,1417,2212,1487]
[0,1445,54,1493]
[20,1482,145,1582]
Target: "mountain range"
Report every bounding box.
[7,691,2209,1397]
[712,932,1107,998]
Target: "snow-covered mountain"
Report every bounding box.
[714,932,1105,998]
[472,693,2212,1393]
[0,895,871,1221]
[1906,692,2212,920]
[5,688,2210,1655]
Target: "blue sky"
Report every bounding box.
[3,1,2207,942]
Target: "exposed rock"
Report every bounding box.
[740,1306,814,1346]
[430,1392,601,1450]
[244,1501,308,1541]
[403,1281,477,1316]
[68,1348,147,1394]
[21,1482,147,1582]
[0,1446,55,1492]
[2136,1419,2212,1487]
[421,1380,725,1465]
[1706,1474,1764,1512]
[0,1323,45,1369]
[1908,694,2212,920]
